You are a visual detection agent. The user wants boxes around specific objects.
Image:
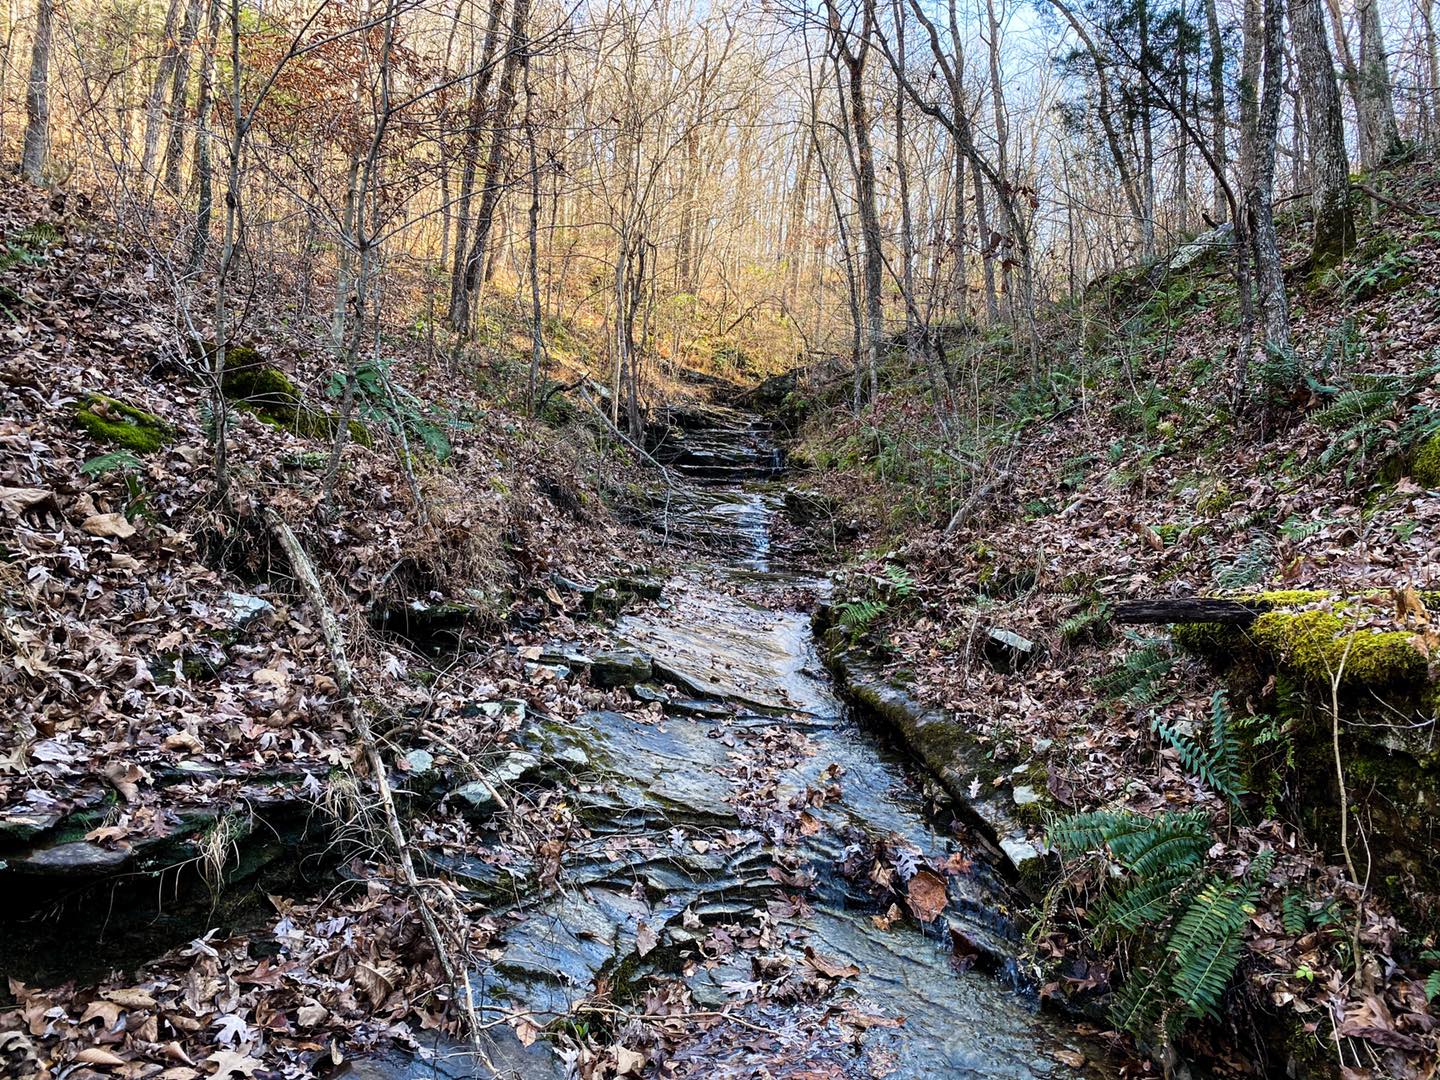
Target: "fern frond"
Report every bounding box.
[1097,865,1198,930]
[1280,890,1309,936]
[1166,876,1259,1019]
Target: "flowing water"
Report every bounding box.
[350,407,1112,1078]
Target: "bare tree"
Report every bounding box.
[1290,0,1353,264]
[451,0,531,334]
[824,0,883,406]
[21,0,50,184]
[1356,0,1403,162]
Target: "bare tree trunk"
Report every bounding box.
[210,0,244,505]
[1356,0,1403,162]
[894,0,918,367]
[187,0,220,272]
[161,0,206,193]
[950,135,968,318]
[974,158,999,323]
[332,153,361,349]
[783,136,813,309]
[1324,0,1372,164]
[1137,0,1157,255]
[1245,0,1291,381]
[446,0,506,320]
[1424,0,1440,144]
[21,0,50,185]
[451,0,531,335]
[1177,40,1190,230]
[1205,0,1228,222]
[524,45,543,414]
[828,0,883,405]
[140,0,186,179]
[1290,0,1354,264]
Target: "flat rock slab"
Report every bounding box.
[618,583,838,716]
[13,841,131,875]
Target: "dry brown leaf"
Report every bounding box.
[75,1047,128,1067]
[611,1045,646,1075]
[163,731,204,755]
[206,1049,262,1078]
[906,868,948,923]
[82,513,137,539]
[803,946,860,979]
[102,987,158,1010]
[635,921,658,957]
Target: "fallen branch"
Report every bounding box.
[1112,597,1268,624]
[943,468,1012,536]
[263,507,494,1070]
[1352,181,1439,220]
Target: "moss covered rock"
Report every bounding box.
[73,395,175,453]
[1412,432,1440,487]
[205,346,372,448]
[1250,608,1428,689]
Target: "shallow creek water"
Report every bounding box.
[350,409,1111,1079]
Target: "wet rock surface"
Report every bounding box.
[363,411,1111,1078]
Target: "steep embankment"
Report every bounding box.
[0,178,684,1073]
[780,163,1440,1076]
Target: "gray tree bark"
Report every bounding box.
[1205,0,1228,222]
[21,0,51,185]
[451,0,530,335]
[1289,0,1354,264]
[1246,0,1291,373]
[1356,0,1403,162]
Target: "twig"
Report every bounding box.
[263,507,495,1070]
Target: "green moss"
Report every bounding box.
[73,394,175,453]
[1255,589,1330,607]
[1194,480,1234,515]
[1250,609,1428,688]
[1154,523,1182,545]
[213,353,372,448]
[1172,621,1246,658]
[1412,433,1440,487]
[221,350,297,403]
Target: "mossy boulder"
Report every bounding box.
[1250,608,1428,689]
[1412,432,1440,487]
[206,346,372,448]
[73,394,175,453]
[1172,589,1440,930]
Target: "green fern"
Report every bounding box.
[80,450,143,477]
[1093,633,1174,707]
[1280,890,1309,936]
[1060,601,1111,644]
[1311,364,1440,480]
[1047,810,1269,1041]
[836,597,887,641]
[1152,691,1246,808]
[1166,870,1262,1020]
[880,563,916,598]
[1421,951,1440,1002]
[1214,535,1274,590]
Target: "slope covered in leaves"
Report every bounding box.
[787,162,1440,1075]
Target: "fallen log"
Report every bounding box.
[1112,598,1269,625]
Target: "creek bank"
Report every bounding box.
[817,638,1048,883]
[1172,591,1440,931]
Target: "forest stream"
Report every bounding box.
[345,408,1113,1078]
